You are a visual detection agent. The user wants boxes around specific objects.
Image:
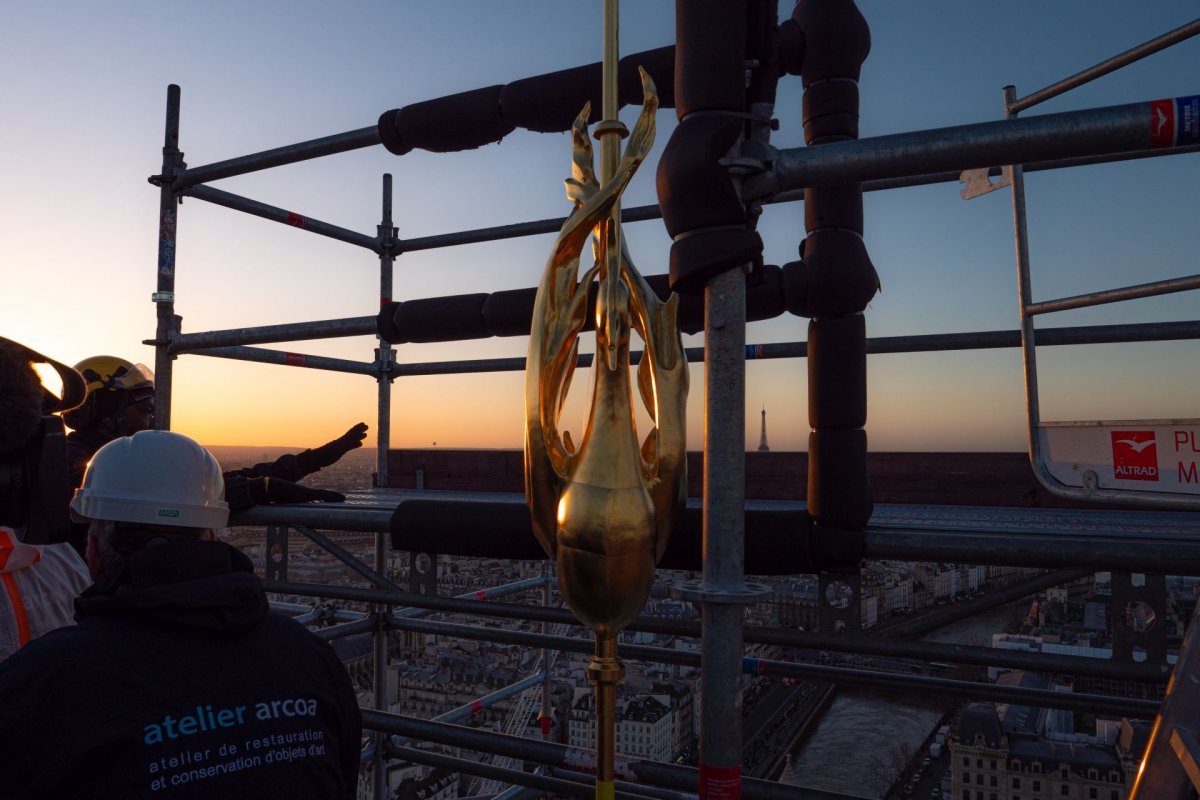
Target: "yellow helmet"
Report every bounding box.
[73,356,154,395]
[63,356,155,432]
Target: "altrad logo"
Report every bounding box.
[1112,431,1158,481]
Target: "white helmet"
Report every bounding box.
[71,430,229,529]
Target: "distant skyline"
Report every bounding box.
[4,2,1197,451]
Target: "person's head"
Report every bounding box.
[70,430,228,579]
[0,337,87,535]
[0,343,45,457]
[63,356,155,440]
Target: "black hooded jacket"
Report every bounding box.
[0,540,362,799]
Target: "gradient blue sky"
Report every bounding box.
[2,2,1196,451]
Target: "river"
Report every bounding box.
[781,604,1016,799]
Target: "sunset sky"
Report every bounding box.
[3,2,1197,452]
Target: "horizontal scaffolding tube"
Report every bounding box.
[363,709,858,800]
[313,615,377,641]
[754,100,1187,199]
[173,126,381,191]
[265,575,1171,690]
[171,316,377,351]
[1025,274,1200,316]
[193,344,380,375]
[185,184,380,251]
[865,526,1200,573]
[386,320,1200,377]
[395,143,1200,254]
[434,672,546,726]
[293,525,402,592]
[1009,19,1200,114]
[394,575,547,620]
[383,615,1156,718]
[398,203,664,252]
[386,744,700,800]
[254,500,1200,572]
[267,575,1172,683]
[548,768,701,800]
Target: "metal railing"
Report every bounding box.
[150,13,1200,800]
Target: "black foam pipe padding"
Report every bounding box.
[641,274,705,335]
[669,229,763,297]
[391,294,490,343]
[800,230,879,318]
[747,262,787,325]
[804,184,863,234]
[807,429,873,529]
[673,0,746,118]
[377,301,407,344]
[482,288,538,338]
[384,86,515,155]
[376,267,790,346]
[810,521,867,569]
[746,0,782,108]
[802,80,860,128]
[499,63,604,134]
[619,46,678,111]
[791,0,871,87]
[657,115,747,239]
[389,499,826,575]
[781,259,810,318]
[808,316,867,430]
[777,19,806,76]
[380,47,677,155]
[376,110,411,156]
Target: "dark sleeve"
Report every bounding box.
[0,717,32,792]
[222,453,305,482]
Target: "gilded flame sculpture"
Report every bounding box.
[524,67,688,796]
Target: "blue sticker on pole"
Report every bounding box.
[1179,95,1200,145]
[1150,95,1200,147]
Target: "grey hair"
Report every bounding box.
[87,519,218,576]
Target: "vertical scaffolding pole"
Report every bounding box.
[1004,86,1045,461]
[541,562,553,740]
[700,267,748,795]
[152,85,184,429]
[373,174,396,800]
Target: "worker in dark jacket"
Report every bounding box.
[0,430,363,799]
[62,355,367,553]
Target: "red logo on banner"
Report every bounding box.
[700,764,742,800]
[1151,99,1175,147]
[1112,431,1158,481]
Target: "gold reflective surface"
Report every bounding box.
[523,68,688,637]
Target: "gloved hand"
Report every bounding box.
[296,422,369,475]
[226,475,346,512]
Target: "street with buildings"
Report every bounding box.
[211,448,1187,800]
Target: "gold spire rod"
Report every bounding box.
[524,3,687,799]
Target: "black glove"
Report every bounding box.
[226,476,346,512]
[296,422,369,475]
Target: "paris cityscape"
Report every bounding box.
[211,445,1188,800]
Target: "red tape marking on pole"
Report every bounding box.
[1151,96,1200,148]
[700,763,742,800]
[284,353,305,366]
[470,699,483,714]
[285,211,306,227]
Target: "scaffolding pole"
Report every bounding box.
[151,84,183,430]
[752,98,1196,198]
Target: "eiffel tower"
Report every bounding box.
[758,405,770,452]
